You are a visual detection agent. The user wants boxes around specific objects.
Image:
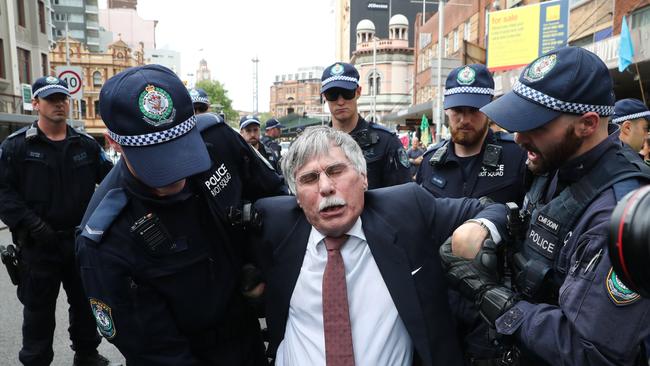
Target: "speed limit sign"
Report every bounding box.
[55,66,83,100]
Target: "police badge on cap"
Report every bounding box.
[139,85,176,126]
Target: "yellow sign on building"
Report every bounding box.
[487,0,568,71]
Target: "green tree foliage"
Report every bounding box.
[195,80,238,125]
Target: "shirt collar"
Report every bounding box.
[307,216,366,250]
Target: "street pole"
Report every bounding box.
[422,0,426,27]
[435,0,444,142]
[372,37,377,122]
[252,56,259,114]
[64,15,74,122]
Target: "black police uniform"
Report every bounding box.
[256,139,281,172]
[0,122,113,365]
[261,135,282,161]
[349,115,411,189]
[416,129,528,205]
[77,112,287,365]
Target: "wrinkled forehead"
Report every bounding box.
[295,144,346,172]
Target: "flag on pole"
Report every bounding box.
[619,16,634,72]
[420,114,431,146]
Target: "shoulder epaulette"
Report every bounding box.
[196,113,222,132]
[425,139,448,153]
[80,188,129,243]
[6,126,30,140]
[77,130,97,140]
[368,123,395,135]
[494,131,515,142]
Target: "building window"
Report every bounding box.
[464,20,471,41]
[38,1,46,33]
[93,71,102,86]
[80,100,87,118]
[0,39,5,79]
[94,100,100,118]
[41,53,48,76]
[17,0,26,27]
[453,29,459,51]
[631,6,650,29]
[17,48,31,84]
[368,71,381,96]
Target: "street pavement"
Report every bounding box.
[0,224,126,365]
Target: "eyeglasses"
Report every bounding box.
[323,88,356,102]
[297,162,351,186]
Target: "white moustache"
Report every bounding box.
[319,196,347,212]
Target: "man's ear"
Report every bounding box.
[356,86,362,98]
[104,132,123,153]
[620,120,632,136]
[577,112,600,137]
[31,99,39,112]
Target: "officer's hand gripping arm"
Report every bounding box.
[441,237,518,326]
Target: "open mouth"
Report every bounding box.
[321,204,344,213]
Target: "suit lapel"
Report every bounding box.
[362,207,433,366]
[267,211,311,349]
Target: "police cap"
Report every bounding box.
[481,46,615,132]
[100,64,210,188]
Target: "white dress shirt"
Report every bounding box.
[276,217,413,366]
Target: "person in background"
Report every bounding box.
[321,62,411,189]
[240,115,280,171]
[0,76,115,366]
[612,98,650,160]
[262,118,283,169]
[416,64,527,205]
[406,136,426,180]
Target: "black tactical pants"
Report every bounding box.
[17,237,100,366]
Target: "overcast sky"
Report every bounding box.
[100,0,336,112]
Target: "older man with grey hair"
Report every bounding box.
[249,125,508,366]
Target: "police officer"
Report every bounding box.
[321,62,411,189]
[612,98,650,159]
[77,65,282,365]
[240,115,280,171]
[416,64,528,205]
[189,87,225,126]
[0,76,114,366]
[443,47,650,365]
[261,118,283,165]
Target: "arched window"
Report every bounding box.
[92,71,102,87]
[368,71,381,96]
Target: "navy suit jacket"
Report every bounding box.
[251,182,507,366]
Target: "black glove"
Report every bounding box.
[27,219,58,245]
[479,286,519,326]
[440,237,500,301]
[240,263,264,297]
[440,237,518,327]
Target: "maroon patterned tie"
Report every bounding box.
[322,235,355,366]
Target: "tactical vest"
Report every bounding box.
[429,134,503,170]
[512,148,650,303]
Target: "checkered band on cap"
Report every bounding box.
[321,75,359,87]
[513,81,615,116]
[108,116,196,147]
[444,86,494,96]
[612,111,650,124]
[33,84,69,98]
[192,96,209,104]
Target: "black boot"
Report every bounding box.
[73,351,122,366]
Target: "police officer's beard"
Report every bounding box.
[451,121,489,147]
[525,124,583,175]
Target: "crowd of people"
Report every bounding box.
[1,45,650,366]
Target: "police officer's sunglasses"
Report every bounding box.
[323,88,357,102]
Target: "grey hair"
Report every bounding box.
[281,125,367,194]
